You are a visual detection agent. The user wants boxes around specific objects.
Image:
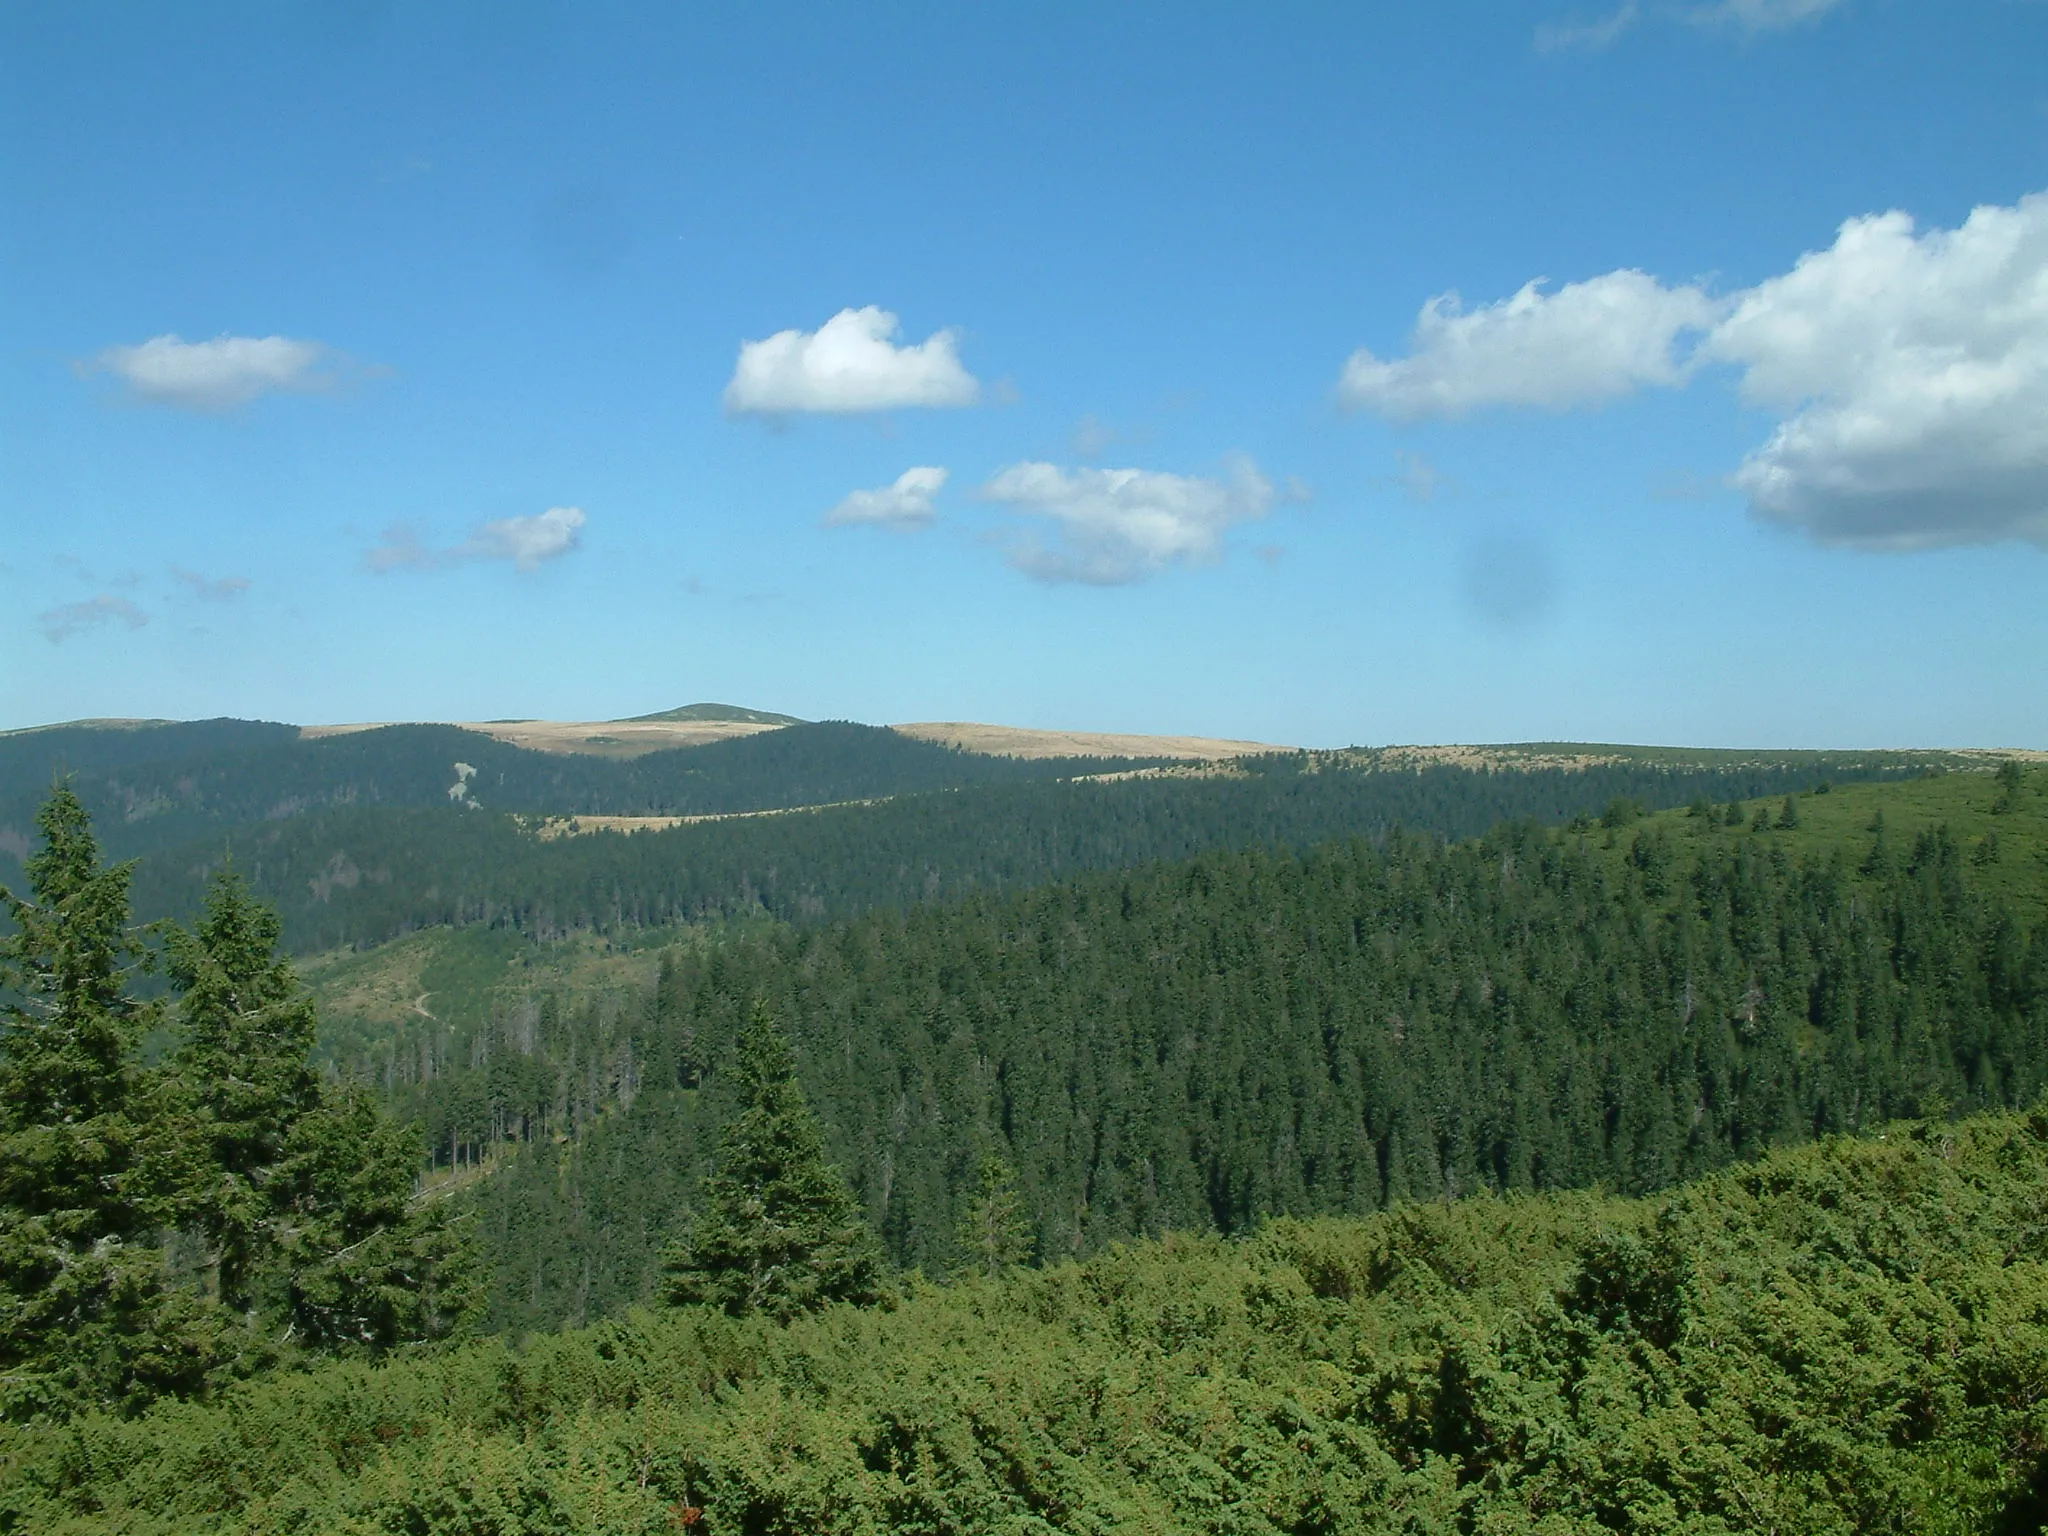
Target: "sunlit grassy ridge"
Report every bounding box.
[1604,761,2048,920]
[7,1109,2047,1534]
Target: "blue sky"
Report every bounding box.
[4,0,2045,747]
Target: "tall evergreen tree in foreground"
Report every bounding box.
[0,786,219,1419]
[161,870,475,1351]
[0,790,473,1421]
[162,868,321,1314]
[661,1003,884,1322]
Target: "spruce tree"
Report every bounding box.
[1993,759,2025,814]
[0,786,221,1417]
[954,1151,1034,1278]
[164,869,321,1313]
[268,1084,476,1352]
[661,1003,883,1321]
[163,868,475,1351]
[0,785,149,1225]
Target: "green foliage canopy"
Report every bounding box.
[11,1110,2048,1533]
[0,791,473,1423]
[433,803,2048,1330]
[0,787,212,1420]
[954,1152,1033,1279]
[661,1005,884,1323]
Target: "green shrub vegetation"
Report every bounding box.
[1617,762,2048,922]
[6,1109,2048,1532]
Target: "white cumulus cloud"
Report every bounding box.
[38,594,148,642]
[825,467,948,530]
[724,307,980,415]
[1338,271,1720,418]
[981,458,1276,585]
[1539,0,1842,51]
[1705,195,2048,549]
[1340,188,2048,551]
[368,506,588,573]
[89,333,333,410]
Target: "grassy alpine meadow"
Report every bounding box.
[7,1107,2048,1535]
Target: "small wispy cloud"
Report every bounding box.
[1535,2,1638,53]
[825,467,948,530]
[724,307,980,416]
[379,154,434,184]
[367,506,588,573]
[1537,0,1844,51]
[85,333,340,411]
[172,568,251,602]
[1393,451,1444,504]
[1692,0,1846,32]
[39,594,148,642]
[1071,415,1127,460]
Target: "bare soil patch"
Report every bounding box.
[527,802,883,839]
[529,814,692,840]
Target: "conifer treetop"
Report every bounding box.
[662,1002,885,1322]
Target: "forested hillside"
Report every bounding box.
[129,752,1928,951]
[11,1109,2048,1533]
[343,768,2048,1332]
[0,719,1158,877]
[0,719,301,786]
[5,760,2045,1533]
[2,717,1958,945]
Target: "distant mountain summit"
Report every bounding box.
[619,703,806,726]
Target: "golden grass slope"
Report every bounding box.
[296,718,1297,761]
[891,721,1292,760]
[299,718,783,758]
[277,716,2048,768]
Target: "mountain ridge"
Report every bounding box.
[617,702,806,725]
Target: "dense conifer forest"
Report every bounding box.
[2,748,2044,1534]
[389,774,2048,1332]
[2,717,1942,952]
[0,791,470,1430]
[0,720,1160,873]
[129,752,1923,950]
